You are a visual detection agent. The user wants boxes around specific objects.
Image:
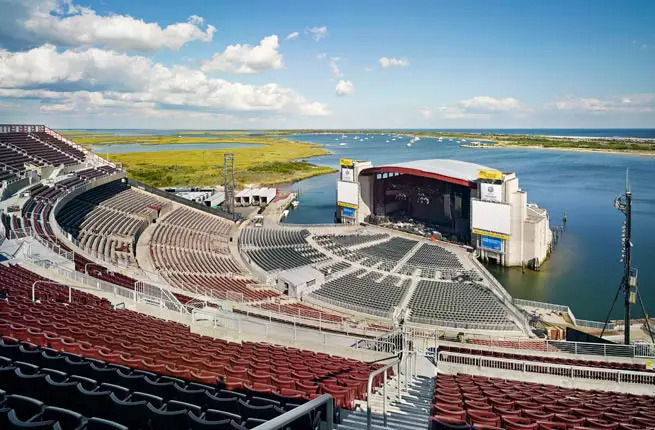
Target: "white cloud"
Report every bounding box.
[329,57,343,78]
[553,94,654,113]
[285,31,299,40]
[305,26,328,41]
[201,35,283,74]
[316,53,327,60]
[3,0,215,52]
[427,96,526,120]
[417,108,434,119]
[378,57,409,69]
[0,44,329,117]
[335,80,354,96]
[458,96,524,112]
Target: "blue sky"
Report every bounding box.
[0,0,653,129]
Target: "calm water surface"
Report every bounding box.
[90,142,262,154]
[282,133,655,321]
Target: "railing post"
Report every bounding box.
[383,370,387,427]
[397,360,401,401]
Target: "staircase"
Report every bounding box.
[337,375,433,430]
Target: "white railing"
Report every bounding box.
[407,328,655,360]
[307,294,393,319]
[576,319,617,330]
[514,298,571,312]
[10,227,74,261]
[438,351,655,386]
[408,317,517,332]
[135,280,188,315]
[253,394,334,430]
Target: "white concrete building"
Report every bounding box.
[335,158,551,268]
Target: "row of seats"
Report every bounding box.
[258,302,346,324]
[57,181,166,267]
[244,246,329,272]
[148,207,273,301]
[0,266,386,409]
[239,229,311,248]
[351,237,417,272]
[0,133,81,168]
[408,280,515,330]
[311,268,410,314]
[0,339,320,430]
[430,372,655,430]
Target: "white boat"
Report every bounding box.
[406,143,412,147]
[438,138,443,142]
[339,142,347,146]
[291,201,299,208]
[282,209,289,218]
[386,140,390,143]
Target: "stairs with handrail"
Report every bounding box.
[337,374,434,430]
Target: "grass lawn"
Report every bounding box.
[89,135,335,188]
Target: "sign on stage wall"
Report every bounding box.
[341,167,354,182]
[478,169,503,181]
[472,228,510,240]
[481,235,503,251]
[471,199,511,236]
[480,183,502,202]
[340,158,354,167]
[342,207,355,217]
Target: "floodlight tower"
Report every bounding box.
[223,154,235,220]
[601,170,654,345]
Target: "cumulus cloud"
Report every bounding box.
[379,57,409,69]
[329,57,343,78]
[305,26,328,41]
[0,44,329,116]
[428,96,526,120]
[0,0,215,52]
[553,94,655,113]
[201,35,283,74]
[458,96,524,112]
[335,80,354,96]
[285,32,299,40]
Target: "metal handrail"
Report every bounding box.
[252,393,333,430]
[438,351,655,385]
[366,355,402,430]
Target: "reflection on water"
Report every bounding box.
[283,133,655,320]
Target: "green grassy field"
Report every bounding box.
[81,133,335,188]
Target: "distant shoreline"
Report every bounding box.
[285,130,655,156]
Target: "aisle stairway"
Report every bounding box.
[337,375,433,430]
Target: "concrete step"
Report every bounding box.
[340,411,428,430]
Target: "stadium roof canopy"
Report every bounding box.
[360,159,493,187]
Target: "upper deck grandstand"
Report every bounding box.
[1,125,654,430]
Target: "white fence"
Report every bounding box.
[11,227,74,261]
[306,294,393,319]
[407,328,655,359]
[438,351,655,386]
